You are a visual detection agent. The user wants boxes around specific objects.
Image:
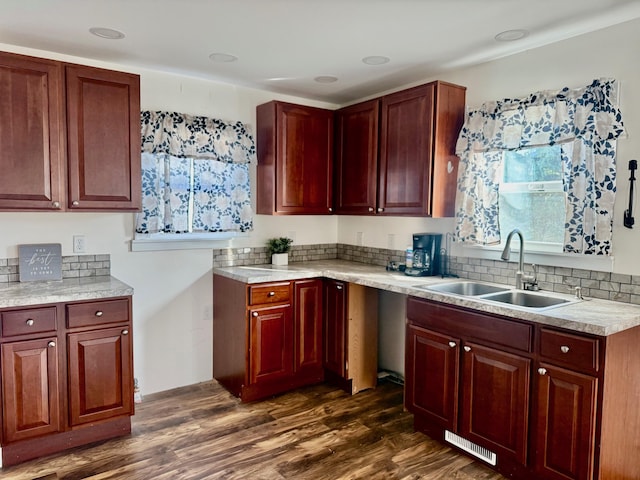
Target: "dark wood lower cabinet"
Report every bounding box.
[534,363,597,480]
[460,342,530,466]
[406,296,640,480]
[0,297,134,467]
[213,275,324,402]
[323,279,347,378]
[1,337,61,443]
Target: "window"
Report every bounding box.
[498,146,565,251]
[132,111,255,251]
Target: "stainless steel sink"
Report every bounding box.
[482,290,572,309]
[422,281,511,296]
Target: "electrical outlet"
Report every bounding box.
[73,235,86,254]
[356,231,364,246]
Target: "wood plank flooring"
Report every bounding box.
[2,380,507,480]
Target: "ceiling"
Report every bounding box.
[2,0,640,105]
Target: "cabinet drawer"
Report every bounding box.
[1,307,57,337]
[539,328,600,374]
[67,298,130,328]
[249,283,291,305]
[407,297,533,353]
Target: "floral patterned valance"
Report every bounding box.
[455,79,626,255]
[141,110,255,164]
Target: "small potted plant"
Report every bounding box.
[266,237,293,265]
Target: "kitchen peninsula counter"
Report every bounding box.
[0,276,134,308]
[214,259,640,336]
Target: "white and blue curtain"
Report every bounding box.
[455,79,625,255]
[136,111,255,234]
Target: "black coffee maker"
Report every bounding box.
[405,233,442,277]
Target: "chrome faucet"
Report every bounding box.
[501,229,538,290]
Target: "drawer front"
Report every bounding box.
[249,283,291,305]
[407,297,533,353]
[539,328,599,374]
[67,298,130,328]
[1,306,57,337]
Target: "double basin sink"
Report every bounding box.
[416,281,578,311]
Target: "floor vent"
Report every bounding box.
[444,430,497,466]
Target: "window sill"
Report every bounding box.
[457,244,614,272]
[131,232,249,252]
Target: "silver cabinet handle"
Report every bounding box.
[122,329,129,335]
[377,207,384,212]
[48,341,56,348]
[95,311,104,317]
[368,207,374,212]
[448,341,456,348]
[26,319,35,326]
[52,201,60,208]
[267,291,275,297]
[72,200,80,206]
[463,346,471,352]
[538,367,547,375]
[336,285,343,290]
[560,345,570,354]
[252,312,258,317]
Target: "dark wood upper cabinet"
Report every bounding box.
[66,65,141,211]
[334,100,380,214]
[257,101,333,215]
[0,52,64,210]
[335,81,465,217]
[0,50,141,212]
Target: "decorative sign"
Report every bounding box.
[18,243,63,282]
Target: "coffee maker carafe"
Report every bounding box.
[405,233,442,276]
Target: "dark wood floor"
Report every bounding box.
[2,380,507,480]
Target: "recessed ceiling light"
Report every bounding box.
[89,27,125,40]
[209,53,238,63]
[314,75,338,84]
[495,29,529,42]
[362,55,390,66]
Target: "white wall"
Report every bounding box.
[2,17,640,394]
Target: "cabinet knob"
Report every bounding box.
[48,341,56,348]
[52,201,60,208]
[368,207,374,212]
[26,319,35,326]
[377,207,384,213]
[95,310,104,317]
[252,312,258,317]
[336,285,343,290]
[538,367,547,376]
[560,345,570,354]
[328,207,333,212]
[463,346,471,352]
[72,200,80,206]
[448,341,456,348]
[267,291,275,297]
[122,329,129,335]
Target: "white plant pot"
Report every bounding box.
[271,253,289,265]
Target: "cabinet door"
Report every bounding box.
[65,65,141,211]
[1,337,61,442]
[323,280,347,377]
[534,363,597,480]
[460,342,530,465]
[0,52,64,210]
[249,304,294,385]
[294,279,323,375]
[334,100,379,214]
[378,83,434,216]
[405,325,459,432]
[256,101,333,214]
[68,326,133,426]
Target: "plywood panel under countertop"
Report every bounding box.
[347,283,378,394]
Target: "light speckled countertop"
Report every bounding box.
[0,276,134,308]
[214,260,640,337]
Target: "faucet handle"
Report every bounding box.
[523,264,539,291]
